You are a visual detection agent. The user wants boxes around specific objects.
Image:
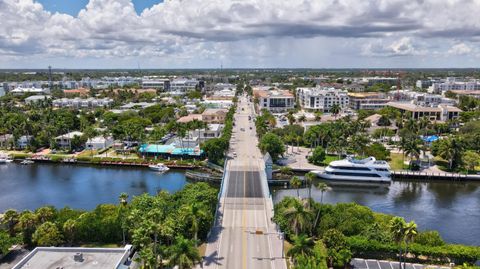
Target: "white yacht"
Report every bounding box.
[318,156,391,183]
[148,163,170,172]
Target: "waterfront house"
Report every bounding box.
[85,136,114,150]
[17,135,33,149]
[55,131,84,149]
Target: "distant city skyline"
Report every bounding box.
[1,0,480,69]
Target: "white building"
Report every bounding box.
[253,87,295,113]
[17,135,33,149]
[169,78,199,94]
[11,87,49,96]
[86,136,114,150]
[24,95,51,105]
[0,86,5,97]
[53,97,113,108]
[296,87,349,112]
[141,77,170,90]
[429,78,480,94]
[189,124,224,143]
[55,131,84,148]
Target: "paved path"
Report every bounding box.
[201,95,287,269]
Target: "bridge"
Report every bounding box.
[200,95,287,269]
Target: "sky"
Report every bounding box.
[0,0,480,69]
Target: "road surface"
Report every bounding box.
[201,95,287,269]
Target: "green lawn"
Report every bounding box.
[323,154,339,165]
[389,153,406,171]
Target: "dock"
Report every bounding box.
[391,171,480,181]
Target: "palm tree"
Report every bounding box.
[17,210,38,245]
[313,182,331,231]
[287,234,314,263]
[389,216,406,268]
[437,137,464,170]
[330,104,341,119]
[290,176,302,198]
[63,219,76,245]
[283,198,313,235]
[403,221,417,268]
[181,203,208,247]
[167,236,202,269]
[404,138,420,170]
[118,192,129,245]
[304,172,316,203]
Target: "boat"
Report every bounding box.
[20,159,35,165]
[148,163,170,172]
[0,154,13,164]
[316,156,391,184]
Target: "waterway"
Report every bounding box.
[0,163,187,211]
[273,180,480,246]
[1,163,479,246]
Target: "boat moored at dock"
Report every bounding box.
[316,156,391,184]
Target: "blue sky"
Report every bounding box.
[37,0,163,15]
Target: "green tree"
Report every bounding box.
[17,210,38,245]
[283,198,313,235]
[403,221,418,268]
[258,132,285,161]
[203,138,228,164]
[181,203,208,247]
[322,229,351,268]
[290,176,302,198]
[2,209,19,237]
[167,236,202,269]
[313,183,331,231]
[63,219,77,245]
[414,230,445,246]
[330,104,341,118]
[0,230,17,256]
[304,172,316,203]
[377,115,391,126]
[308,146,326,165]
[287,234,315,263]
[390,216,406,267]
[463,151,479,172]
[364,142,390,160]
[437,137,464,170]
[35,206,56,224]
[119,192,129,245]
[32,221,63,246]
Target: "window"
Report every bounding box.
[330,166,371,171]
[326,171,381,177]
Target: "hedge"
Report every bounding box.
[348,236,480,265]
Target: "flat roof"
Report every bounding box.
[13,246,131,269]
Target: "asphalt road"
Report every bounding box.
[201,94,286,269]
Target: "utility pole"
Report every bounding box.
[48,65,53,90]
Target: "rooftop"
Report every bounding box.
[253,88,293,98]
[13,245,132,269]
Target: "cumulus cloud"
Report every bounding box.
[0,0,480,67]
[448,43,473,55]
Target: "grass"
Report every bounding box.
[389,153,406,171]
[321,154,339,166]
[77,150,98,158]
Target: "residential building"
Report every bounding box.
[141,77,170,90]
[188,123,224,142]
[344,83,366,92]
[55,131,84,149]
[53,97,113,109]
[169,78,199,94]
[296,87,349,112]
[13,245,132,269]
[201,108,228,123]
[201,99,234,109]
[416,79,440,89]
[357,77,399,86]
[86,136,114,150]
[429,78,480,94]
[389,90,455,106]
[24,95,51,105]
[387,102,462,122]
[348,92,389,110]
[450,89,480,99]
[253,87,295,113]
[0,86,5,97]
[63,88,90,96]
[178,114,203,123]
[17,135,33,149]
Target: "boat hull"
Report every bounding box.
[318,172,391,184]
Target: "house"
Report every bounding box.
[297,87,349,112]
[11,87,49,96]
[63,88,90,96]
[17,135,33,149]
[55,131,84,149]
[86,136,114,150]
[188,124,224,143]
[201,109,228,123]
[253,87,295,113]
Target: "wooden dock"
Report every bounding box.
[391,171,480,181]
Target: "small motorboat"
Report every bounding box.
[148,163,170,172]
[0,154,13,164]
[20,159,35,165]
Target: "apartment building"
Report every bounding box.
[53,97,113,108]
[296,87,349,112]
[169,78,200,94]
[141,77,170,90]
[428,78,480,94]
[253,87,295,113]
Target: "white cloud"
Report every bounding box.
[1,0,480,67]
[448,43,473,55]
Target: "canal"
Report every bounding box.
[273,180,480,246]
[0,163,187,211]
[0,163,479,246]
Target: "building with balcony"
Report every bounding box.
[348,92,389,110]
[253,87,295,113]
[297,87,349,112]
